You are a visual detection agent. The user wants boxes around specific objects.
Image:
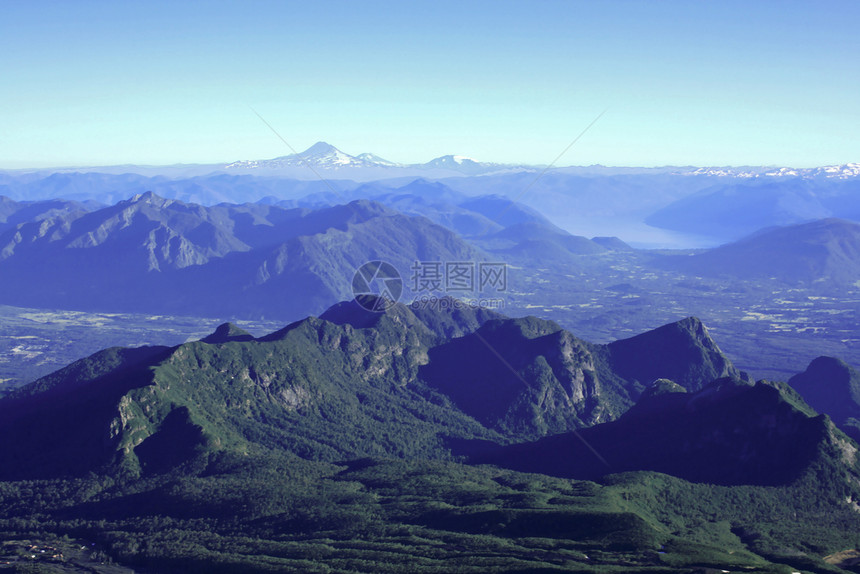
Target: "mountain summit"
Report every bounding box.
[226,141,397,171]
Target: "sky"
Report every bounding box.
[2,0,859,169]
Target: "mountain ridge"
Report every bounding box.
[0,194,487,319]
[224,141,533,177]
[0,298,760,481]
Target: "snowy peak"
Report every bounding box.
[297,141,360,167]
[225,142,398,171]
[224,143,533,176]
[812,163,860,178]
[301,141,340,157]
[758,163,860,179]
[424,155,483,168]
[225,141,858,179]
[419,154,527,175]
[355,152,401,167]
[676,163,860,180]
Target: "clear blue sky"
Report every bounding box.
[2,0,858,168]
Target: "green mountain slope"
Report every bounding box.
[473,377,855,487]
[1,300,860,573]
[0,310,500,481]
[0,300,757,481]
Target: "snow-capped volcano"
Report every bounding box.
[225,142,860,181]
[418,154,523,175]
[355,152,402,167]
[223,143,531,177]
[225,142,399,171]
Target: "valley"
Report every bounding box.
[509,252,860,381]
[3,253,857,391]
[3,235,859,392]
[0,305,282,391]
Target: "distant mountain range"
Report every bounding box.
[676,163,860,179]
[0,189,634,319]
[3,147,859,249]
[0,194,99,235]
[0,194,484,319]
[4,186,860,335]
[5,140,856,189]
[646,177,860,241]
[224,141,531,177]
[0,170,345,205]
